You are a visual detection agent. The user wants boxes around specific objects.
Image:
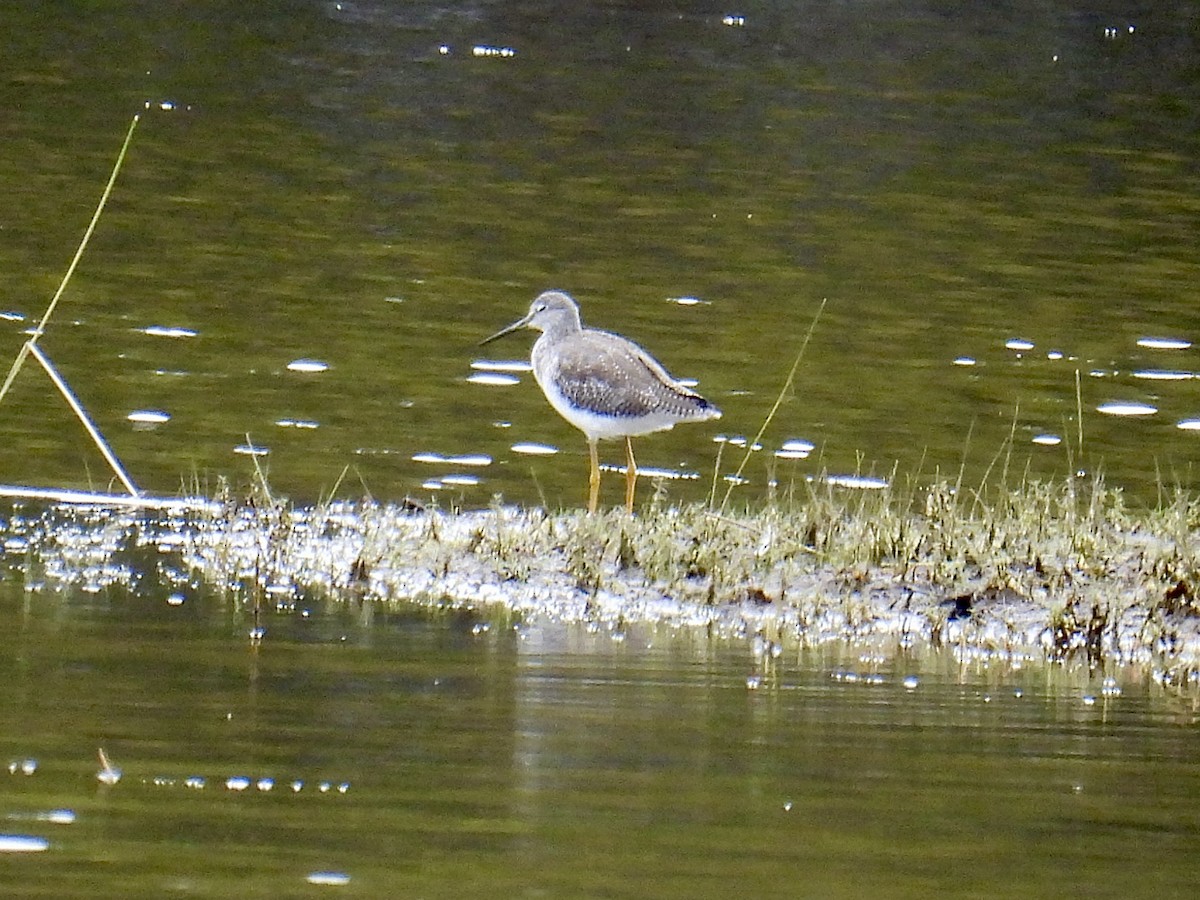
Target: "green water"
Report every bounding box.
[2,584,1198,898]
[2,2,1199,507]
[2,3,1200,896]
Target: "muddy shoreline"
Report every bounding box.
[6,479,1200,687]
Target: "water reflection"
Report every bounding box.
[1097,401,1157,417]
[139,326,196,339]
[1132,369,1194,381]
[510,441,557,456]
[285,358,330,374]
[466,371,521,386]
[3,579,1200,894]
[1137,337,1191,351]
[127,409,171,426]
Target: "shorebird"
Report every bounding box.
[481,290,721,513]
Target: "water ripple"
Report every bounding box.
[1096,402,1156,417]
[412,453,492,467]
[467,372,521,386]
[141,325,197,338]
[471,359,533,373]
[511,442,558,456]
[127,409,171,425]
[1137,336,1191,350]
[825,474,889,490]
[1131,369,1194,381]
[286,359,330,374]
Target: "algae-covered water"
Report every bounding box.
[3,3,1200,896]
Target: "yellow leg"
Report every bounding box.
[624,436,637,514]
[587,440,600,515]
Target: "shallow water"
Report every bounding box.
[1,2,1199,508]
[1,583,1198,898]
[3,5,1200,896]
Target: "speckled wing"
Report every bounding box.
[538,329,719,425]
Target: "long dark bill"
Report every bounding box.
[479,313,532,346]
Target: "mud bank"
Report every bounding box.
[6,477,1200,687]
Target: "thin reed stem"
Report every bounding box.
[719,297,826,513]
[31,114,142,342]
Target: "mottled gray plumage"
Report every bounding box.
[481,290,721,513]
[536,320,717,434]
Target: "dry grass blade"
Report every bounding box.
[0,112,143,498]
[0,113,142,403]
[719,297,825,513]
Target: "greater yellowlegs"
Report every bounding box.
[481,290,722,514]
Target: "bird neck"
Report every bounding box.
[538,311,583,342]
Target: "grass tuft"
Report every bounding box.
[9,470,1200,688]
